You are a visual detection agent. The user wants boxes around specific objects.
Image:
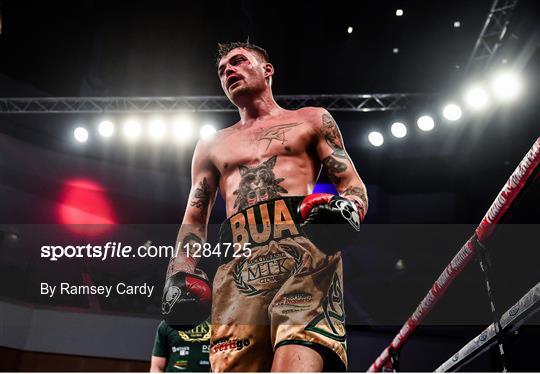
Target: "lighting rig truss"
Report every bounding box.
[466,0,519,73]
[0,94,432,114]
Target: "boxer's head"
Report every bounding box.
[216,42,274,105]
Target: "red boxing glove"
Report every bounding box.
[162,269,212,331]
[300,193,362,229]
[299,193,362,253]
[299,193,334,220]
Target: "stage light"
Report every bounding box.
[200,124,216,139]
[442,103,462,121]
[58,178,116,236]
[392,48,399,54]
[98,120,114,137]
[453,21,461,28]
[347,26,353,34]
[465,85,489,110]
[391,122,407,138]
[396,9,404,16]
[492,70,522,101]
[173,115,194,142]
[74,127,88,143]
[368,131,384,147]
[124,119,142,141]
[417,115,435,131]
[149,117,166,141]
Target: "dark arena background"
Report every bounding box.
[0,0,539,372]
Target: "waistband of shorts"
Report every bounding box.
[218,196,306,247]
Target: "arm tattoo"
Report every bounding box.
[342,185,368,212]
[233,155,288,211]
[321,113,347,158]
[323,155,348,185]
[166,233,203,278]
[190,177,212,222]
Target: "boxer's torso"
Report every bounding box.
[207,108,322,216]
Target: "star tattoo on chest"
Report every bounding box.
[255,123,300,151]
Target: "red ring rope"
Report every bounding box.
[368,137,540,372]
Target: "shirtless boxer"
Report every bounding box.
[164,42,368,372]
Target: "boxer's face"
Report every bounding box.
[217,48,273,103]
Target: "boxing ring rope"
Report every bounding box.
[436,282,540,372]
[368,137,540,372]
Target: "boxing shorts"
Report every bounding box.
[210,196,347,372]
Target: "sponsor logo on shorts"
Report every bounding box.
[233,245,302,296]
[228,199,300,246]
[211,337,251,353]
[274,292,313,313]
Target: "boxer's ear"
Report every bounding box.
[263,62,274,79]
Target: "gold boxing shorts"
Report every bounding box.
[210,196,347,372]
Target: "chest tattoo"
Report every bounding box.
[233,155,288,211]
[255,123,300,151]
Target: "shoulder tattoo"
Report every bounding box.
[321,113,347,158]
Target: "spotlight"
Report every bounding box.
[368,131,384,147]
[149,117,166,141]
[465,85,489,110]
[347,26,353,34]
[396,9,404,16]
[391,122,407,138]
[98,120,114,137]
[442,103,462,121]
[417,115,435,131]
[173,115,194,142]
[453,21,461,28]
[492,71,522,101]
[74,127,89,143]
[392,48,399,54]
[124,119,142,141]
[200,124,216,140]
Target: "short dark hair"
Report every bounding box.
[216,42,269,66]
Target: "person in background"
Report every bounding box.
[150,320,210,372]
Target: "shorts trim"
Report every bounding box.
[274,338,319,350]
[305,315,347,342]
[274,339,347,371]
